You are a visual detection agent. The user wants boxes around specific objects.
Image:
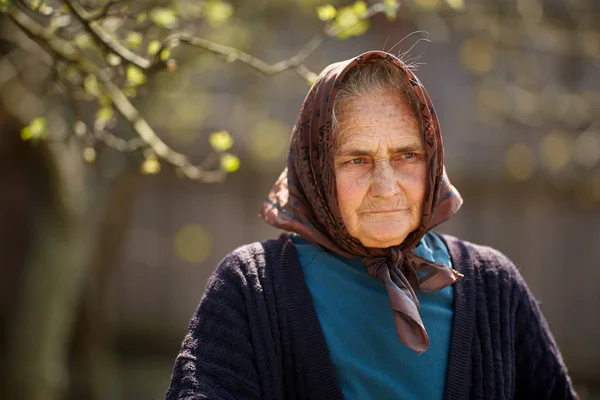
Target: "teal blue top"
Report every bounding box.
[291,232,454,400]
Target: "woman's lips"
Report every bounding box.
[363,209,407,214]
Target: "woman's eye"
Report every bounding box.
[349,158,365,165]
[402,152,416,159]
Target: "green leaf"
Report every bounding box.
[95,106,114,130]
[126,32,143,48]
[96,106,113,122]
[136,12,147,23]
[445,0,465,10]
[83,147,96,163]
[330,1,373,40]
[383,0,399,20]
[351,1,367,17]
[160,48,171,61]
[141,156,161,175]
[334,8,358,30]
[316,4,336,21]
[0,0,12,12]
[209,130,233,151]
[333,6,370,39]
[220,153,240,173]
[74,33,93,48]
[97,95,111,106]
[106,53,121,66]
[126,65,146,86]
[83,74,100,96]
[147,40,161,55]
[38,3,52,15]
[21,117,47,141]
[350,19,369,36]
[203,1,234,24]
[150,7,178,28]
[123,87,137,98]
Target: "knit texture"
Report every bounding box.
[166,233,578,400]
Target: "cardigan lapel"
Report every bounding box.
[440,233,476,400]
[277,236,345,400]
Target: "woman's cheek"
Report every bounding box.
[337,170,370,208]
[394,164,427,203]
[394,160,426,180]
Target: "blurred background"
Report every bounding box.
[0,0,599,399]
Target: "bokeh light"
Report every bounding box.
[248,119,290,169]
[539,131,571,173]
[173,224,213,264]
[505,143,535,181]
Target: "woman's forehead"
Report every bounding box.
[334,93,421,143]
[339,92,414,113]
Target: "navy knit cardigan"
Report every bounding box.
[166,233,578,400]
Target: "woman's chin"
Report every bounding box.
[357,222,412,248]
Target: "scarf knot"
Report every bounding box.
[365,247,403,279]
[364,249,429,353]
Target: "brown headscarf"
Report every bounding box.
[259,51,463,353]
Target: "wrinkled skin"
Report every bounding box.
[334,91,426,249]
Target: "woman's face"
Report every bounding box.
[334,91,426,249]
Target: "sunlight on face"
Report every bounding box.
[334,91,426,249]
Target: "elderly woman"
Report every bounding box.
[166,51,577,400]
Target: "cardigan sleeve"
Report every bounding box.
[512,273,578,400]
[165,252,262,400]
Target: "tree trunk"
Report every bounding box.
[4,140,93,400]
[69,168,142,400]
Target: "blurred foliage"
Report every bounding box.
[1,0,599,199]
[208,130,233,151]
[449,0,600,205]
[1,0,396,185]
[369,0,600,206]
[247,119,291,170]
[20,116,48,140]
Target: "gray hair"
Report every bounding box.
[331,59,423,141]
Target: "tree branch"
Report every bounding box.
[152,3,387,77]
[86,0,127,21]
[63,0,152,68]
[62,80,145,152]
[6,1,391,182]
[7,5,225,183]
[63,0,387,79]
[154,33,324,76]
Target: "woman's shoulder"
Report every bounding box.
[211,232,294,283]
[437,233,525,285]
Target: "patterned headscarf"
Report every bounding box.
[259,51,464,353]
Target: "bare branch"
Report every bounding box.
[95,129,145,152]
[5,1,392,183]
[62,79,144,152]
[99,78,225,182]
[74,120,145,152]
[63,0,152,68]
[86,0,127,20]
[154,33,324,76]
[7,5,225,183]
[153,3,388,77]
[65,0,387,78]
[294,64,318,83]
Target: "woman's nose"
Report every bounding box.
[370,162,400,198]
